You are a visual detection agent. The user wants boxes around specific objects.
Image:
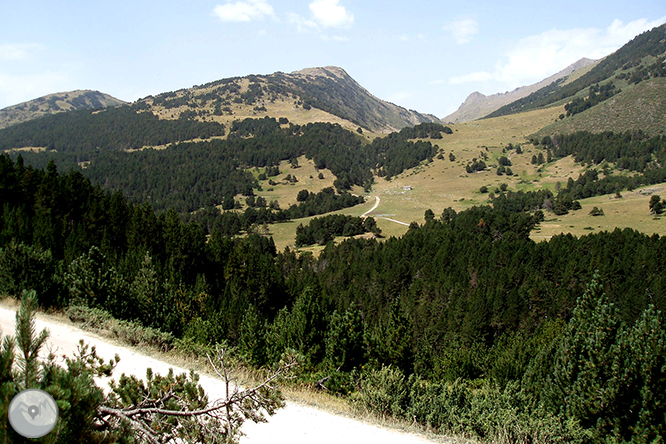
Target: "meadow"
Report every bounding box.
[250,104,666,252]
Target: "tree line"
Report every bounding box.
[6,118,441,212]
[2,155,666,441]
[0,105,226,151]
[2,135,666,441]
[295,214,380,247]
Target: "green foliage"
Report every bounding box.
[359,369,584,443]
[0,241,60,306]
[2,116,439,211]
[5,152,666,442]
[14,290,49,390]
[295,214,377,247]
[649,194,665,214]
[526,273,666,442]
[564,83,620,117]
[265,288,329,365]
[358,366,409,418]
[238,304,267,367]
[325,303,365,371]
[465,159,487,173]
[396,123,452,139]
[0,105,225,151]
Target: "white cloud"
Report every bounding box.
[0,43,43,61]
[443,19,479,44]
[448,17,666,88]
[286,12,318,32]
[212,0,275,22]
[309,0,354,29]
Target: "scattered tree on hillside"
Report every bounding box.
[649,195,665,214]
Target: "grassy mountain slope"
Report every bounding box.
[534,77,666,138]
[486,23,666,119]
[266,103,666,252]
[143,66,441,133]
[443,58,597,123]
[0,90,126,129]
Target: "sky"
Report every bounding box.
[1,1,666,118]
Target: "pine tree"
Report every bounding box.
[325,303,365,371]
[539,272,666,441]
[0,290,296,443]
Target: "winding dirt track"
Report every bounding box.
[362,195,411,226]
[362,195,381,217]
[0,305,436,444]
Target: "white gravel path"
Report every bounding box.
[0,305,438,444]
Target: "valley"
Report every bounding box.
[2,21,666,444]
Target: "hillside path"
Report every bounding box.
[362,195,381,217]
[362,195,411,226]
[0,305,438,444]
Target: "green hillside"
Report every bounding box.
[486,23,666,119]
[534,77,666,137]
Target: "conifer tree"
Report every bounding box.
[0,290,296,443]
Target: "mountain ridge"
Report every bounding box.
[140,65,441,133]
[0,90,126,129]
[443,58,597,123]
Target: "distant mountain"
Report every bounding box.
[443,58,597,123]
[486,23,666,121]
[142,66,441,133]
[0,90,126,129]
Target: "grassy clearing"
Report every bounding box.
[251,155,337,209]
[366,106,564,224]
[532,183,666,240]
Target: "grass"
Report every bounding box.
[531,183,666,241]
[149,77,367,134]
[534,77,666,138]
[249,102,666,253]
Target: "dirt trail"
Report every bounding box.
[362,195,381,217]
[362,195,411,226]
[0,305,437,444]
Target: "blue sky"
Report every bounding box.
[1,1,665,117]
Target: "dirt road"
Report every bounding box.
[0,305,437,444]
[362,195,411,226]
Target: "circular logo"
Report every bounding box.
[8,389,59,438]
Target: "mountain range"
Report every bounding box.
[1,23,665,146]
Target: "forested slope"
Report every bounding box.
[1,154,665,442]
[5,118,446,212]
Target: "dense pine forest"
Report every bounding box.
[1,150,665,442]
[5,117,442,212]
